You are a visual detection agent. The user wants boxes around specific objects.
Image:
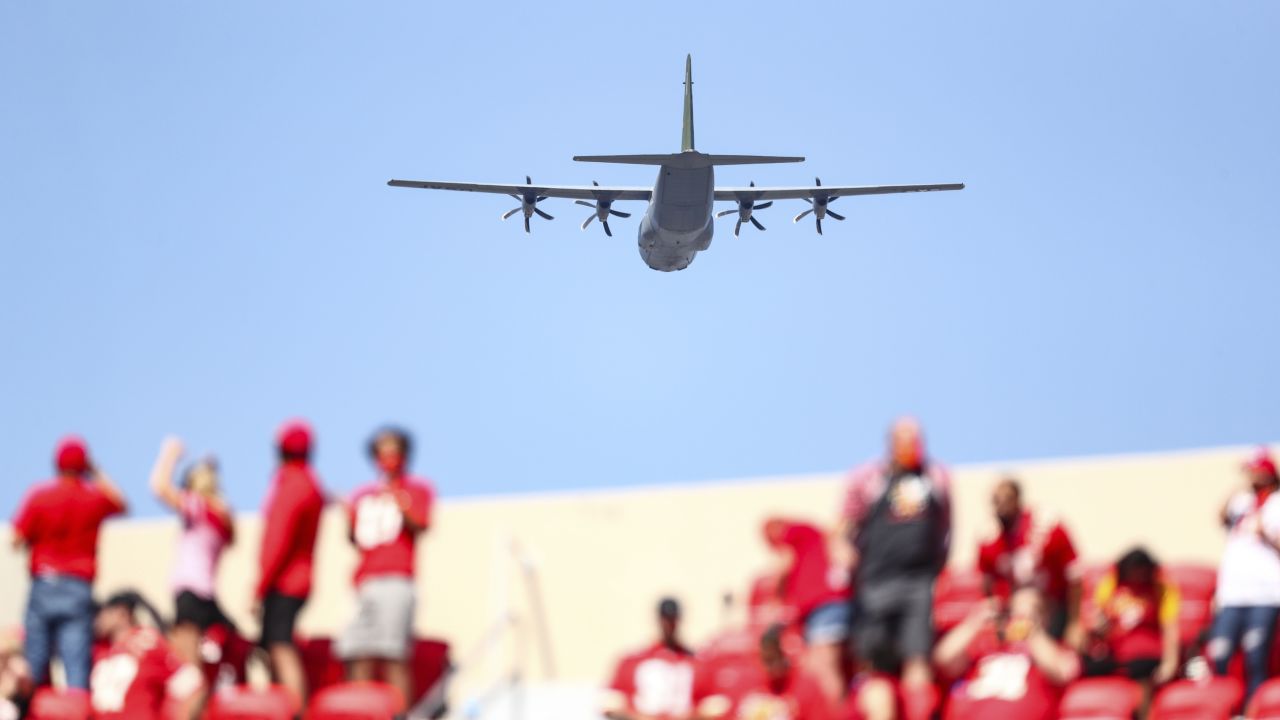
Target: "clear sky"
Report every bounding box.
[2,2,1277,519]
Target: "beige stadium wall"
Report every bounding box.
[0,443,1272,700]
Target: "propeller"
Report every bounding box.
[575,181,631,237]
[502,176,555,233]
[792,177,846,235]
[715,181,773,237]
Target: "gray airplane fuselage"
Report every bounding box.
[638,164,714,272]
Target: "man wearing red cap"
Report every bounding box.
[840,417,952,720]
[254,420,325,705]
[11,436,127,690]
[1206,447,1280,704]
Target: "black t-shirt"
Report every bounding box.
[856,469,947,584]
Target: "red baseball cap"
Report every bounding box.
[1245,447,1278,477]
[54,435,90,475]
[276,419,313,456]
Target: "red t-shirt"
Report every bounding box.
[775,522,851,620]
[945,628,1074,720]
[348,475,433,586]
[12,477,125,580]
[256,463,325,599]
[693,657,836,720]
[90,628,202,720]
[977,511,1078,605]
[608,642,696,720]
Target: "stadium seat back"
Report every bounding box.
[1164,563,1218,600]
[1058,677,1142,719]
[305,681,406,720]
[28,687,91,720]
[205,684,300,720]
[1246,677,1280,719]
[933,567,985,633]
[1151,677,1244,720]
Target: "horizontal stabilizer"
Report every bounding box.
[573,152,803,169]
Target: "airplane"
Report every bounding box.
[388,56,963,272]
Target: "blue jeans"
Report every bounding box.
[1207,604,1280,701]
[24,576,95,690]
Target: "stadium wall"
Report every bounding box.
[0,444,1267,700]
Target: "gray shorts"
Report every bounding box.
[336,576,416,661]
[854,574,935,671]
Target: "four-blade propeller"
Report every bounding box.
[575,181,632,237]
[501,176,555,233]
[715,181,773,237]
[792,177,846,235]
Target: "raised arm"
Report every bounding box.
[91,465,128,516]
[1026,624,1081,685]
[933,600,994,678]
[149,437,185,512]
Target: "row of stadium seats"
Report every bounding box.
[27,680,403,720]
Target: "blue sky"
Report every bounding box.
[2,2,1277,519]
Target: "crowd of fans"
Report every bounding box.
[4,421,435,720]
[602,417,1280,720]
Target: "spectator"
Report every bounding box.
[933,588,1080,720]
[1206,447,1280,703]
[149,436,235,670]
[762,517,851,705]
[0,629,32,720]
[336,426,434,706]
[254,419,325,705]
[89,591,203,720]
[840,417,951,720]
[1081,547,1179,716]
[11,436,127,690]
[977,477,1081,639]
[693,624,835,720]
[602,598,695,720]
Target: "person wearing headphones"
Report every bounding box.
[90,590,203,720]
[149,436,235,669]
[336,426,435,706]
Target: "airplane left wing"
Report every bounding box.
[387,179,652,201]
[714,182,964,201]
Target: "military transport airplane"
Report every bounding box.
[388,56,963,272]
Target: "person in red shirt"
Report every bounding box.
[976,478,1081,640]
[694,624,837,720]
[336,426,433,706]
[933,588,1080,720]
[11,436,127,690]
[763,518,852,705]
[602,598,696,720]
[254,419,325,706]
[1080,547,1180,716]
[90,591,203,720]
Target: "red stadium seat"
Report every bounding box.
[1164,563,1217,646]
[1058,677,1142,719]
[297,636,346,697]
[1150,677,1244,720]
[305,681,405,720]
[205,684,300,720]
[296,636,450,705]
[1247,677,1280,719]
[27,687,91,720]
[933,567,985,634]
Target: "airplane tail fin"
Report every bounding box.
[571,56,805,168]
[682,54,695,152]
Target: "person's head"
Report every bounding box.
[657,597,681,645]
[887,417,925,472]
[1000,587,1045,643]
[761,517,788,548]
[276,419,313,464]
[53,435,91,478]
[181,456,220,497]
[368,426,413,478]
[94,591,165,644]
[1115,547,1159,588]
[1244,448,1279,492]
[992,477,1023,527]
[758,624,790,681]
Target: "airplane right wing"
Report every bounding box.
[387,179,652,201]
